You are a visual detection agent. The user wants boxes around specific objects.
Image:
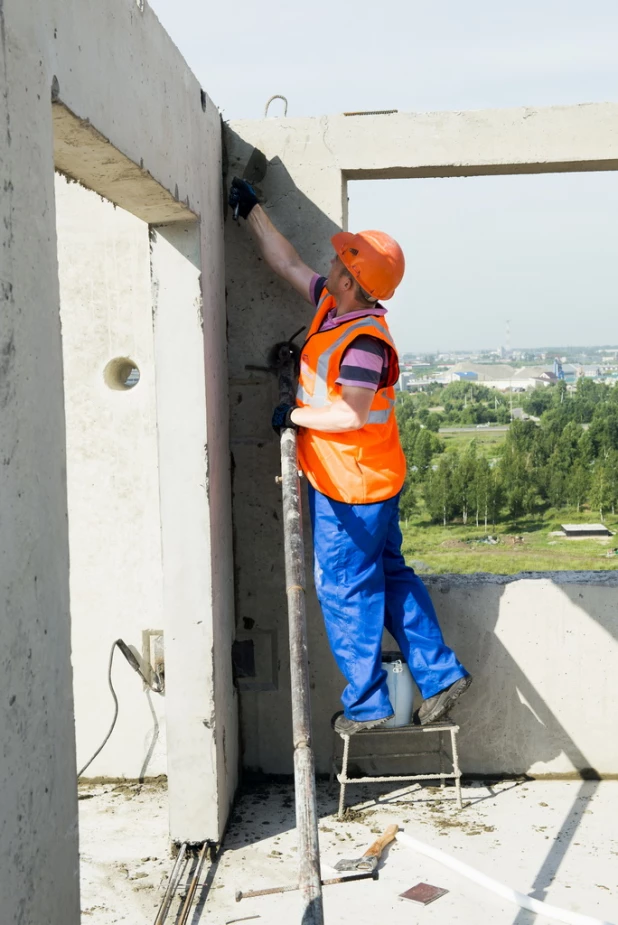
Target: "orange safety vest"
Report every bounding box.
[296,288,406,504]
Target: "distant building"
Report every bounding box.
[577,366,602,379]
[400,357,591,391]
[512,366,552,382]
[446,363,516,384]
[560,524,613,538]
[537,371,559,384]
[511,408,540,422]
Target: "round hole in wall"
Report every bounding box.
[104,357,141,391]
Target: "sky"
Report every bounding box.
[149,0,618,353]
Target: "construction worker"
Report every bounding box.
[229,178,471,734]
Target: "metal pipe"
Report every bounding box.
[154,842,188,925]
[177,843,209,925]
[275,340,324,925]
[236,871,377,902]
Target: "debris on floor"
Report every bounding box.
[398,882,448,905]
[79,777,618,925]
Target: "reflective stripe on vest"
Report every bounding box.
[366,393,395,424]
[296,316,397,424]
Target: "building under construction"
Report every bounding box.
[1,2,618,924]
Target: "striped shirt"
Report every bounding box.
[310,275,389,392]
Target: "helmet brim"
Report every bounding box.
[331,231,355,256]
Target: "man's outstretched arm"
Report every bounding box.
[229,178,316,304]
[248,205,316,304]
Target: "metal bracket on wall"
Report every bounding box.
[142,629,165,692]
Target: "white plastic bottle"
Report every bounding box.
[382,653,417,727]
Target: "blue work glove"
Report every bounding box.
[229,177,259,220]
[272,403,298,435]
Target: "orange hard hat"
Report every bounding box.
[331,230,405,301]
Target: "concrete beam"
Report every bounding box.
[53,102,196,224]
[230,102,618,179]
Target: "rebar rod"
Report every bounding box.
[177,843,209,925]
[275,340,324,925]
[153,842,187,925]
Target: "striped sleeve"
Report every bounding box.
[310,274,327,308]
[336,335,387,391]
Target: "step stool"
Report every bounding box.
[331,721,462,820]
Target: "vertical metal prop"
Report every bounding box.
[275,341,324,925]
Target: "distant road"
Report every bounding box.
[439,425,509,433]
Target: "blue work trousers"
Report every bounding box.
[308,485,468,721]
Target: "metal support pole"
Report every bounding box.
[275,340,324,925]
[337,735,351,821]
[450,726,463,811]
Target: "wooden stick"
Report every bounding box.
[362,824,399,861]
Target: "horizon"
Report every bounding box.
[398,344,618,357]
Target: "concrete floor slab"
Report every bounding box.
[79,778,618,924]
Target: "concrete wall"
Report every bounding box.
[225,105,618,780]
[56,176,167,779]
[1,3,235,917]
[1,11,80,925]
[419,573,618,777]
[50,0,235,842]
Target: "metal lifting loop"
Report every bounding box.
[265,94,289,117]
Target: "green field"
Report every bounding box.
[401,513,618,574]
[440,429,506,457]
[402,427,618,574]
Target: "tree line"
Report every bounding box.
[397,378,618,525]
[402,379,513,428]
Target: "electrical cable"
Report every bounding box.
[77,638,163,778]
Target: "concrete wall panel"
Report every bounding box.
[2,10,234,922]
[423,574,618,776]
[0,12,80,925]
[56,176,167,779]
[151,222,236,841]
[225,109,618,780]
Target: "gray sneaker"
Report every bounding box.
[415,675,472,726]
[331,711,394,736]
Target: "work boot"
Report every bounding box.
[331,711,394,736]
[414,675,472,726]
